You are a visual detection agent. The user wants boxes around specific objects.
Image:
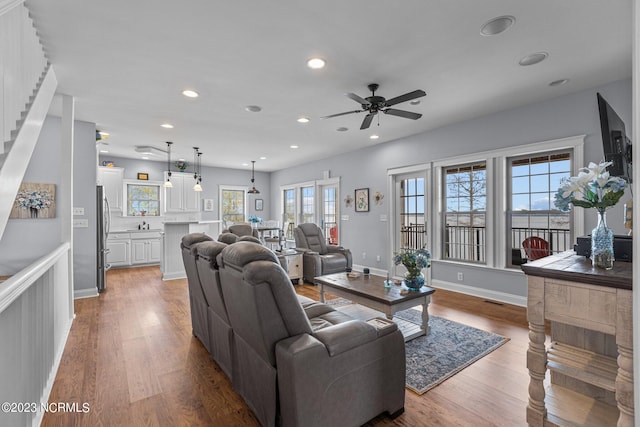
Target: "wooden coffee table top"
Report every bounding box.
[314,272,435,306]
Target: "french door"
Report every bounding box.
[389,166,430,278]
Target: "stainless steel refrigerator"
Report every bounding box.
[97,185,111,292]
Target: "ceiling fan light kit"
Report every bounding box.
[322,83,426,130]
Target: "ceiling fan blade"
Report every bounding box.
[360,113,375,130]
[384,89,426,107]
[346,92,371,106]
[383,108,422,120]
[320,109,363,119]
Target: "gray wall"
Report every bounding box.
[0,118,63,274]
[270,78,633,299]
[98,155,271,221]
[0,116,97,296]
[73,119,98,293]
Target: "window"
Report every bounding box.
[444,162,487,263]
[283,188,296,239]
[301,186,315,224]
[322,186,338,244]
[509,151,572,265]
[399,176,425,250]
[127,183,160,216]
[220,187,246,225]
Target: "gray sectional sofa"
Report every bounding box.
[181,234,406,427]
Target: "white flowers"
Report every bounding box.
[554,161,626,212]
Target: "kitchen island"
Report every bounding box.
[162,220,221,280]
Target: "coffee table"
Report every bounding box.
[315,271,435,341]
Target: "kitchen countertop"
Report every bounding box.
[110,229,163,233]
[163,220,221,225]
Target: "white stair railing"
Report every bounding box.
[0,0,56,241]
[0,243,73,427]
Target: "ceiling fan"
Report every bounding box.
[321,83,426,130]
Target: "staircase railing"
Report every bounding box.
[0,243,73,427]
[0,0,56,240]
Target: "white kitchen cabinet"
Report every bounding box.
[164,172,200,213]
[131,231,162,265]
[106,232,130,267]
[98,167,124,212]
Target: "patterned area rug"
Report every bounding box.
[326,298,509,395]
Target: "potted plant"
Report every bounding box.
[393,247,431,290]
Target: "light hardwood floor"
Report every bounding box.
[42,266,531,427]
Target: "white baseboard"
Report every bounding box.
[73,287,98,299]
[431,279,527,307]
[352,264,388,277]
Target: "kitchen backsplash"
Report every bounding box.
[110,212,203,232]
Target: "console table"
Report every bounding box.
[522,251,633,427]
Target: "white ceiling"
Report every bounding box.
[25,0,632,172]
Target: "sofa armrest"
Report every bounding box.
[313,320,378,356]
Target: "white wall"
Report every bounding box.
[270,78,633,300]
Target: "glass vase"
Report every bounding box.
[403,271,425,290]
[591,208,614,270]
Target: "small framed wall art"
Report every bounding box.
[203,199,214,212]
[10,182,56,219]
[255,199,264,211]
[355,188,369,212]
[137,173,149,180]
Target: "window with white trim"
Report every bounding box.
[443,162,487,263]
[220,186,246,225]
[126,183,161,217]
[508,151,572,266]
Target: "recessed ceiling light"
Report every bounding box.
[336,127,349,132]
[519,52,548,66]
[245,105,262,112]
[98,131,109,137]
[409,100,421,105]
[307,58,326,69]
[260,156,267,160]
[161,123,174,129]
[141,156,149,160]
[99,150,109,153]
[290,145,299,149]
[480,15,515,36]
[182,89,199,98]
[549,78,569,87]
[370,134,379,140]
[297,117,310,123]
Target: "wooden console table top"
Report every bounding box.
[521,250,631,290]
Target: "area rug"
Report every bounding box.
[326,298,509,395]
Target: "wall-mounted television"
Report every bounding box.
[597,93,632,182]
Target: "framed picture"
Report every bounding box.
[204,199,214,212]
[255,199,264,211]
[10,182,56,219]
[137,172,149,180]
[355,188,369,212]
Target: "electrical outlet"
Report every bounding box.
[73,219,89,228]
[362,252,366,260]
[72,207,84,215]
[376,255,381,262]
[457,272,464,281]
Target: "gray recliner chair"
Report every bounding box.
[180,233,214,352]
[294,223,353,283]
[221,223,260,239]
[194,240,234,379]
[218,242,405,427]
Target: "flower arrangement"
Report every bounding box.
[248,214,263,224]
[175,160,188,171]
[554,161,626,212]
[394,247,431,289]
[15,189,53,211]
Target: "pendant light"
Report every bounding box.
[163,141,173,188]
[193,147,203,192]
[247,160,260,194]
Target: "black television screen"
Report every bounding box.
[597,93,632,181]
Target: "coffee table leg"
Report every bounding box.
[320,283,326,303]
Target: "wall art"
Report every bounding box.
[11,182,56,219]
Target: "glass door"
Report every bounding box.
[319,183,339,244]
